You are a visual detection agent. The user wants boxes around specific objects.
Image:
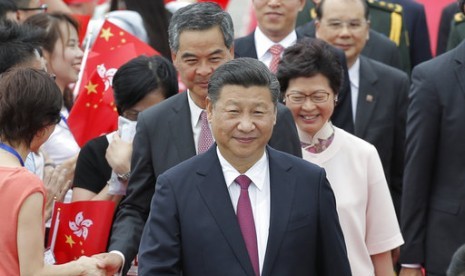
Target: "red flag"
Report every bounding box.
[91,20,158,56]
[67,20,160,147]
[48,200,115,264]
[70,14,91,45]
[68,43,140,146]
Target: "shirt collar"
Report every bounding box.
[254,27,297,61]
[217,147,268,191]
[187,90,205,128]
[348,57,361,89]
[298,121,334,146]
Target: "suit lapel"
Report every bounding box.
[453,42,465,100]
[195,147,256,276]
[355,57,379,137]
[261,147,295,276]
[235,32,258,59]
[168,92,196,161]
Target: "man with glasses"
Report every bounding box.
[13,0,46,22]
[315,0,409,219]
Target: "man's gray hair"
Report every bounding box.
[168,2,234,52]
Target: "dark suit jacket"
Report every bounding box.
[296,20,403,71]
[385,0,433,67]
[356,56,409,216]
[437,2,460,55]
[400,40,465,275]
[234,31,355,133]
[108,92,302,273]
[138,145,351,275]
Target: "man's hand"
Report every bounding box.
[93,252,124,276]
[399,267,423,276]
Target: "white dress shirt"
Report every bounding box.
[348,57,361,122]
[217,148,270,274]
[254,27,297,68]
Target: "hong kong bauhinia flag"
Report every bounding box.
[68,20,159,147]
[47,200,115,264]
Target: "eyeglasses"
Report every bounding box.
[18,3,48,12]
[322,19,368,32]
[285,91,330,104]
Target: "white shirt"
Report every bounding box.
[254,27,297,68]
[217,148,270,274]
[187,90,214,154]
[41,107,80,165]
[348,57,361,122]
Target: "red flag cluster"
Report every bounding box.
[68,20,159,147]
[48,200,116,264]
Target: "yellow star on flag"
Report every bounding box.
[100,27,114,42]
[65,235,75,248]
[85,81,98,95]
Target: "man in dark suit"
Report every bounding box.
[297,20,403,71]
[315,0,409,217]
[234,0,355,133]
[138,57,351,276]
[95,3,302,274]
[436,2,459,55]
[383,0,432,67]
[399,0,465,274]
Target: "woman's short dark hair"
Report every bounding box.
[277,38,343,100]
[0,68,62,147]
[112,55,178,115]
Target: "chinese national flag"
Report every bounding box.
[68,19,159,147]
[91,20,158,56]
[48,200,115,264]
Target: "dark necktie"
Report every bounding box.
[235,175,260,276]
[197,110,214,154]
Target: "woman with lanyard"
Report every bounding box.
[0,68,105,275]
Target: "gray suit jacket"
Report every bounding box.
[356,56,409,216]
[138,145,351,275]
[400,40,465,275]
[108,92,301,273]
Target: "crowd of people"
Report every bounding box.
[1,0,465,275]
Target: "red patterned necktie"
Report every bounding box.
[268,44,284,74]
[197,111,214,154]
[235,175,260,276]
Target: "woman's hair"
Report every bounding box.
[112,55,178,115]
[24,12,79,110]
[277,38,343,100]
[0,68,62,147]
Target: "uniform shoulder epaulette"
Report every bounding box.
[454,12,465,25]
[367,0,403,14]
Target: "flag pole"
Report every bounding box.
[50,207,61,253]
[73,30,93,100]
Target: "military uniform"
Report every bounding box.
[295,0,411,73]
[447,12,465,51]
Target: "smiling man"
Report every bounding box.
[138,57,351,276]
[315,0,409,218]
[97,3,301,274]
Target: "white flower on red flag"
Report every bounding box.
[69,211,93,240]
